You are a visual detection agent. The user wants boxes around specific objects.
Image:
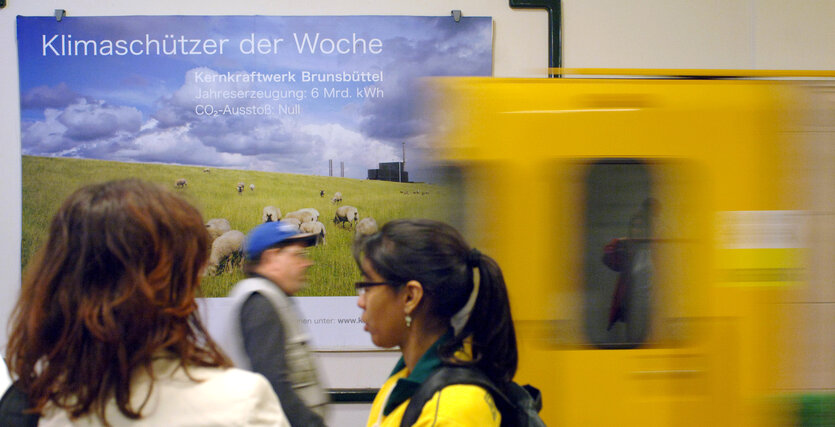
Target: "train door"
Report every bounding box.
[566,158,713,426]
[434,157,715,426]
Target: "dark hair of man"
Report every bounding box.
[6,179,231,424]
[353,218,518,384]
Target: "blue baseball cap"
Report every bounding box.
[244,221,317,260]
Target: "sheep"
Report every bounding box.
[205,230,245,275]
[284,210,315,224]
[355,217,379,238]
[175,178,187,189]
[249,184,255,191]
[279,218,301,231]
[203,168,211,173]
[331,191,343,204]
[300,221,326,245]
[296,208,320,222]
[236,182,245,195]
[262,206,281,223]
[320,190,325,197]
[333,205,359,229]
[205,218,231,242]
[281,217,301,227]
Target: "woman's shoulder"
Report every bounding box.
[166,363,277,401]
[417,384,501,426]
[168,366,289,425]
[177,363,261,382]
[41,363,289,426]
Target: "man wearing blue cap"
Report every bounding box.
[221,222,328,426]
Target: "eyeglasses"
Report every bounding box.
[275,247,311,259]
[354,281,397,297]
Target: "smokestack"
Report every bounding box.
[402,142,406,170]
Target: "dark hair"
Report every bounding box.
[6,179,230,423]
[353,218,517,383]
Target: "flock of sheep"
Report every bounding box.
[201,188,379,277]
[171,174,392,277]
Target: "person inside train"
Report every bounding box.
[603,197,658,343]
[1,179,289,426]
[353,218,517,426]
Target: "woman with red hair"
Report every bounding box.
[3,179,288,426]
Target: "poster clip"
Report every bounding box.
[451,10,462,23]
[55,9,66,22]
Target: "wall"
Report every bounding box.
[564,0,835,70]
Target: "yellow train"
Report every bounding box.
[428,72,835,426]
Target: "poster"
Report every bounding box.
[17,15,492,348]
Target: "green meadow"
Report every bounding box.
[22,155,452,297]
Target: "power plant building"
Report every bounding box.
[367,162,408,183]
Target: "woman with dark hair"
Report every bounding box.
[3,179,288,426]
[354,219,517,426]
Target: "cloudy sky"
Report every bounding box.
[17,15,492,181]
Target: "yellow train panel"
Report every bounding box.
[427,76,821,426]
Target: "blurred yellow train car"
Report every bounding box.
[428,72,835,426]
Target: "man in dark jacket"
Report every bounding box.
[222,222,329,426]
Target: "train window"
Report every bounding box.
[582,160,657,348]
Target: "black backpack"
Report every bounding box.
[401,366,546,427]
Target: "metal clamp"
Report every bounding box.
[451,10,462,23]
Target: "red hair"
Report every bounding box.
[6,179,230,423]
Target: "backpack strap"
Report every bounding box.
[0,382,40,427]
[400,366,514,427]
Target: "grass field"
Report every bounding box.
[22,155,452,297]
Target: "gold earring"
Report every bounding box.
[405,315,412,328]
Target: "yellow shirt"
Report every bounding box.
[367,365,501,427]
